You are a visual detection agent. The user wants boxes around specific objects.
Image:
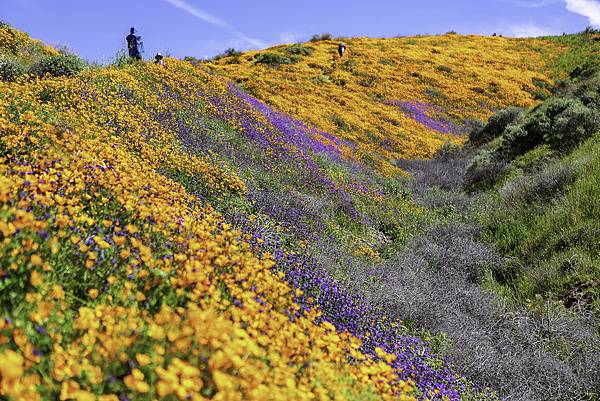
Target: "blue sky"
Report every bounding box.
[1,0,599,63]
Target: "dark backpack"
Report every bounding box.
[127,34,138,50]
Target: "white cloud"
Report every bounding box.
[504,22,555,37]
[503,0,561,7]
[161,0,266,48]
[564,0,600,26]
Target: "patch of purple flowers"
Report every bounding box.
[388,100,462,135]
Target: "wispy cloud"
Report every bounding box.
[564,0,600,26]
[503,0,561,7]
[504,22,555,37]
[161,0,266,48]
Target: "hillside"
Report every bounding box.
[0,25,461,401]
[1,23,599,401]
[207,34,568,175]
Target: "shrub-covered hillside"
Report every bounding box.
[0,22,85,82]
[1,24,599,401]
[0,26,470,401]
[469,63,600,317]
[207,34,572,175]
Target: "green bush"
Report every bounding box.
[0,56,26,82]
[379,58,395,66]
[253,52,299,66]
[547,100,600,150]
[464,149,507,191]
[532,88,549,100]
[435,65,453,74]
[311,74,331,85]
[468,106,523,145]
[310,33,332,42]
[213,48,242,60]
[285,44,314,56]
[497,98,600,156]
[30,53,86,78]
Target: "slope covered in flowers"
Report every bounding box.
[0,25,482,400]
[207,35,565,174]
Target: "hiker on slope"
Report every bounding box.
[126,27,143,60]
[338,42,347,58]
[154,53,167,68]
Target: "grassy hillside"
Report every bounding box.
[0,27,467,401]
[207,34,568,175]
[0,22,85,82]
[468,64,600,316]
[0,22,58,62]
[1,24,599,401]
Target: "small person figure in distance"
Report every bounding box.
[338,42,347,58]
[154,53,167,68]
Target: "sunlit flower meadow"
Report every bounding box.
[208,35,563,175]
[0,41,467,399]
[1,25,578,401]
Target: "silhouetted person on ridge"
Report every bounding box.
[492,33,497,37]
[338,42,347,58]
[126,27,143,60]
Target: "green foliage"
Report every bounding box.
[30,53,86,78]
[311,74,331,85]
[464,149,506,191]
[546,98,600,149]
[540,33,600,78]
[310,33,333,42]
[532,88,549,100]
[582,26,600,35]
[498,97,600,157]
[110,49,129,68]
[468,106,523,145]
[0,55,26,82]
[253,52,299,66]
[212,48,243,64]
[435,65,453,74]
[221,48,242,58]
[285,44,314,56]
[478,134,600,313]
[330,114,349,131]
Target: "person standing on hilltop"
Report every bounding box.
[126,27,143,60]
[338,42,347,58]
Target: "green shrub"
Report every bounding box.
[111,49,129,68]
[0,55,26,82]
[310,33,332,42]
[212,48,242,61]
[330,114,349,131]
[532,77,550,89]
[468,106,523,145]
[222,48,242,57]
[253,52,299,66]
[311,74,331,85]
[498,161,582,206]
[285,44,314,56]
[546,100,600,150]
[532,88,549,100]
[464,149,507,191]
[435,65,453,74]
[497,98,600,156]
[379,58,395,66]
[582,26,600,35]
[30,53,86,78]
